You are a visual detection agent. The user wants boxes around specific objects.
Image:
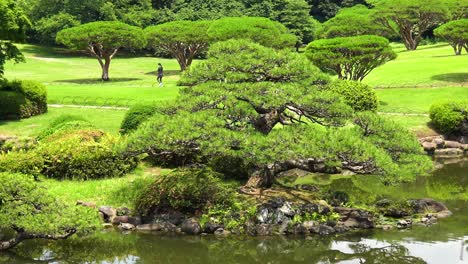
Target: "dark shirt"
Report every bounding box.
[157,65,163,76]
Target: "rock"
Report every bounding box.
[102,223,113,229]
[214,228,231,237]
[311,224,335,236]
[256,224,272,236]
[333,225,350,233]
[303,221,317,230]
[76,200,96,208]
[278,202,295,217]
[445,141,462,149]
[257,208,269,224]
[435,148,464,157]
[112,216,141,226]
[435,210,452,218]
[397,219,411,228]
[136,223,176,232]
[408,198,451,216]
[149,211,186,225]
[289,224,308,235]
[244,220,257,236]
[118,223,136,231]
[375,199,392,207]
[422,142,436,152]
[98,206,116,222]
[181,218,202,235]
[334,207,374,229]
[203,222,223,234]
[434,138,445,148]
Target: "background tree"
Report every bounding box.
[125,39,431,189]
[372,0,450,50]
[434,19,468,55]
[0,173,98,250]
[0,0,30,77]
[307,0,366,22]
[305,35,397,81]
[207,17,297,49]
[56,21,146,81]
[34,12,80,45]
[145,20,211,71]
[277,0,319,51]
[317,5,395,39]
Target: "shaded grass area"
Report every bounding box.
[42,166,167,208]
[366,44,468,88]
[0,107,127,136]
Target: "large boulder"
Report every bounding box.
[181,218,202,235]
[98,206,116,223]
[408,198,452,218]
[334,207,374,229]
[136,222,176,232]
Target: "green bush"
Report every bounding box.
[0,80,47,120]
[38,130,139,180]
[0,150,44,176]
[327,80,378,112]
[37,114,92,140]
[429,101,468,135]
[120,103,159,135]
[135,168,235,216]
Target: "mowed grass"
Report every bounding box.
[365,44,468,88]
[0,107,126,136]
[5,44,182,106]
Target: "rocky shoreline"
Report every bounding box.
[79,197,452,237]
[420,136,468,158]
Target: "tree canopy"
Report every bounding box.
[0,0,30,77]
[145,20,211,71]
[56,21,146,81]
[434,19,468,55]
[207,17,297,49]
[317,5,394,39]
[124,39,431,189]
[305,35,397,81]
[372,0,451,50]
[0,173,98,250]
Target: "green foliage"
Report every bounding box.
[0,150,44,176]
[434,19,468,55]
[37,114,92,140]
[308,0,366,22]
[120,102,178,135]
[372,0,451,50]
[306,35,397,81]
[207,17,297,49]
[0,79,47,120]
[277,0,319,47]
[429,101,468,135]
[34,12,80,45]
[317,5,394,39]
[145,21,211,71]
[0,172,99,249]
[0,0,29,77]
[327,80,378,112]
[56,21,146,51]
[135,168,236,216]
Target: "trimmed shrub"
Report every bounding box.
[429,101,468,135]
[37,114,92,140]
[0,80,47,120]
[38,130,139,180]
[0,151,44,177]
[120,103,159,135]
[135,168,235,216]
[327,80,378,112]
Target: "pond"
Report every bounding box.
[1,159,467,264]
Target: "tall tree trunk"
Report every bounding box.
[101,57,111,81]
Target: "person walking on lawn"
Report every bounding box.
[157,63,164,87]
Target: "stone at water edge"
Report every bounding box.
[98,206,116,222]
[435,148,464,157]
[112,216,142,226]
[310,224,335,235]
[214,228,231,237]
[181,218,202,235]
[136,222,176,232]
[422,142,436,152]
[203,222,223,234]
[256,224,272,236]
[445,141,462,149]
[119,223,136,231]
[434,138,445,148]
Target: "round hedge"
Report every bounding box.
[327,80,378,112]
[120,103,159,134]
[429,101,468,135]
[0,80,47,120]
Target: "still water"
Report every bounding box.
[1,159,467,264]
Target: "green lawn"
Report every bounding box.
[5,44,182,106]
[365,44,468,88]
[0,107,126,136]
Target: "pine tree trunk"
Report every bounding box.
[101,57,111,81]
